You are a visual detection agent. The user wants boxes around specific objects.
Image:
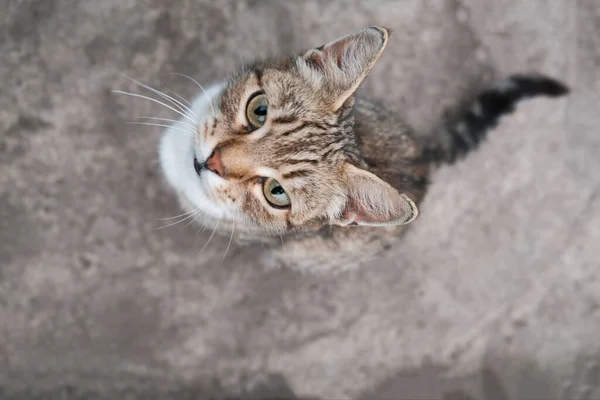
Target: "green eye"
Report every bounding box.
[246,93,268,129]
[262,177,290,208]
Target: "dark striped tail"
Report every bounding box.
[421,74,569,164]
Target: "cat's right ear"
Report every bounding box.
[298,27,390,110]
[333,163,419,227]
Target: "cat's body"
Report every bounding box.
[156,27,568,271]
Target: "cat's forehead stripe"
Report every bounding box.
[281,169,310,180]
[254,69,263,87]
[270,113,298,125]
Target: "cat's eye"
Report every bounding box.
[246,93,268,129]
[262,177,290,209]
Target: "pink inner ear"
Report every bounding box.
[342,197,374,225]
[306,39,349,72]
[323,38,351,69]
[335,49,344,69]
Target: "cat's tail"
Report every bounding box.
[420,74,569,164]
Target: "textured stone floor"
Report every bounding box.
[1,0,599,399]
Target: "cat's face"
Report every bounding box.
[159,27,418,238]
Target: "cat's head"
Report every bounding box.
[160,27,418,238]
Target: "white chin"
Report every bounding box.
[158,82,227,219]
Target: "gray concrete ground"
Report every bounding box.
[1,0,599,399]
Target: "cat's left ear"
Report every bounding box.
[333,163,419,227]
[300,26,390,110]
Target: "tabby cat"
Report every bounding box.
[156,27,568,271]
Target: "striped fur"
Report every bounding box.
[158,26,568,268]
[421,74,569,164]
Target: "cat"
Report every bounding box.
[155,27,568,272]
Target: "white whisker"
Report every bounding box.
[128,122,194,137]
[199,215,212,232]
[120,74,202,122]
[166,88,193,108]
[222,220,235,263]
[154,207,204,230]
[112,90,198,126]
[199,218,221,254]
[182,210,204,229]
[195,213,213,234]
[137,117,197,131]
[167,73,216,118]
[157,206,203,221]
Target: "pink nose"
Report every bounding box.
[206,148,224,177]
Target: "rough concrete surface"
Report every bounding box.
[1,0,599,399]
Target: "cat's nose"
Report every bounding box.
[206,148,224,177]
